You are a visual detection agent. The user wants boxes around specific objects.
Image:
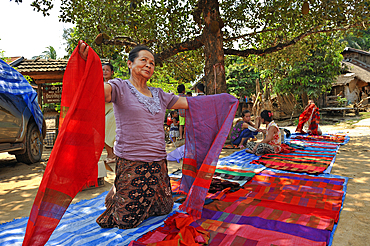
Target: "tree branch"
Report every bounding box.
[154,35,204,63]
[224,28,281,42]
[103,38,139,47]
[103,35,205,64]
[224,23,370,57]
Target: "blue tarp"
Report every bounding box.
[0,59,43,133]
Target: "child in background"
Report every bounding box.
[166,111,173,126]
[169,110,180,142]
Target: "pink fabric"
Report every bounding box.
[179,93,238,218]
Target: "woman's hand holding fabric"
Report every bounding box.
[78,40,89,61]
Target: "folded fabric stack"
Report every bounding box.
[132,170,347,245]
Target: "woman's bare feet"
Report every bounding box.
[245,149,254,154]
[238,145,245,149]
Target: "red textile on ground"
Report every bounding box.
[280,143,296,153]
[251,152,334,174]
[22,43,104,245]
[296,103,320,135]
[294,134,346,143]
[131,212,209,246]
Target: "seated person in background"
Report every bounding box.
[296,100,322,135]
[245,110,281,156]
[196,83,205,96]
[230,110,260,149]
[186,91,193,97]
[169,110,180,142]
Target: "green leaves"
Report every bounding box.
[225,56,258,97]
[258,33,344,99]
[25,0,370,95]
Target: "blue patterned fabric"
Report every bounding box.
[0,59,43,133]
[0,192,183,246]
[217,149,264,169]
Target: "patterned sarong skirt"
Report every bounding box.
[96,158,173,229]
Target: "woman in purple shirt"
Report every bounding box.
[78,43,188,229]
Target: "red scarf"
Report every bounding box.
[296,103,320,135]
[23,43,105,245]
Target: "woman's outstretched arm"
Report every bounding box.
[78,40,112,103]
[172,97,189,109]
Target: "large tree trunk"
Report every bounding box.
[202,0,227,95]
[302,92,309,107]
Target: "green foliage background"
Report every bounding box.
[20,0,370,105]
[225,56,258,98]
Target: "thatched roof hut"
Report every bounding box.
[331,60,370,105]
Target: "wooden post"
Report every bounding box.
[37,83,42,108]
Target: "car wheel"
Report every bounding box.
[16,122,43,164]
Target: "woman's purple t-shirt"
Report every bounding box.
[108,78,179,162]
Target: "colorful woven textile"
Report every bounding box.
[133,170,347,246]
[252,138,341,174]
[1,168,347,246]
[293,134,347,144]
[213,168,255,186]
[252,153,333,174]
[214,184,343,212]
[198,218,329,246]
[260,170,345,185]
[296,103,320,135]
[201,172,344,245]
[203,200,335,230]
[22,43,105,245]
[179,94,238,218]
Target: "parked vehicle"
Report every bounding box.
[0,60,46,164]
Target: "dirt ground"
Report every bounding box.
[0,114,369,246]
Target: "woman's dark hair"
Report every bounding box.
[260,110,273,122]
[170,110,177,117]
[128,45,154,62]
[241,110,250,118]
[102,63,114,72]
[196,83,205,93]
[177,84,185,93]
